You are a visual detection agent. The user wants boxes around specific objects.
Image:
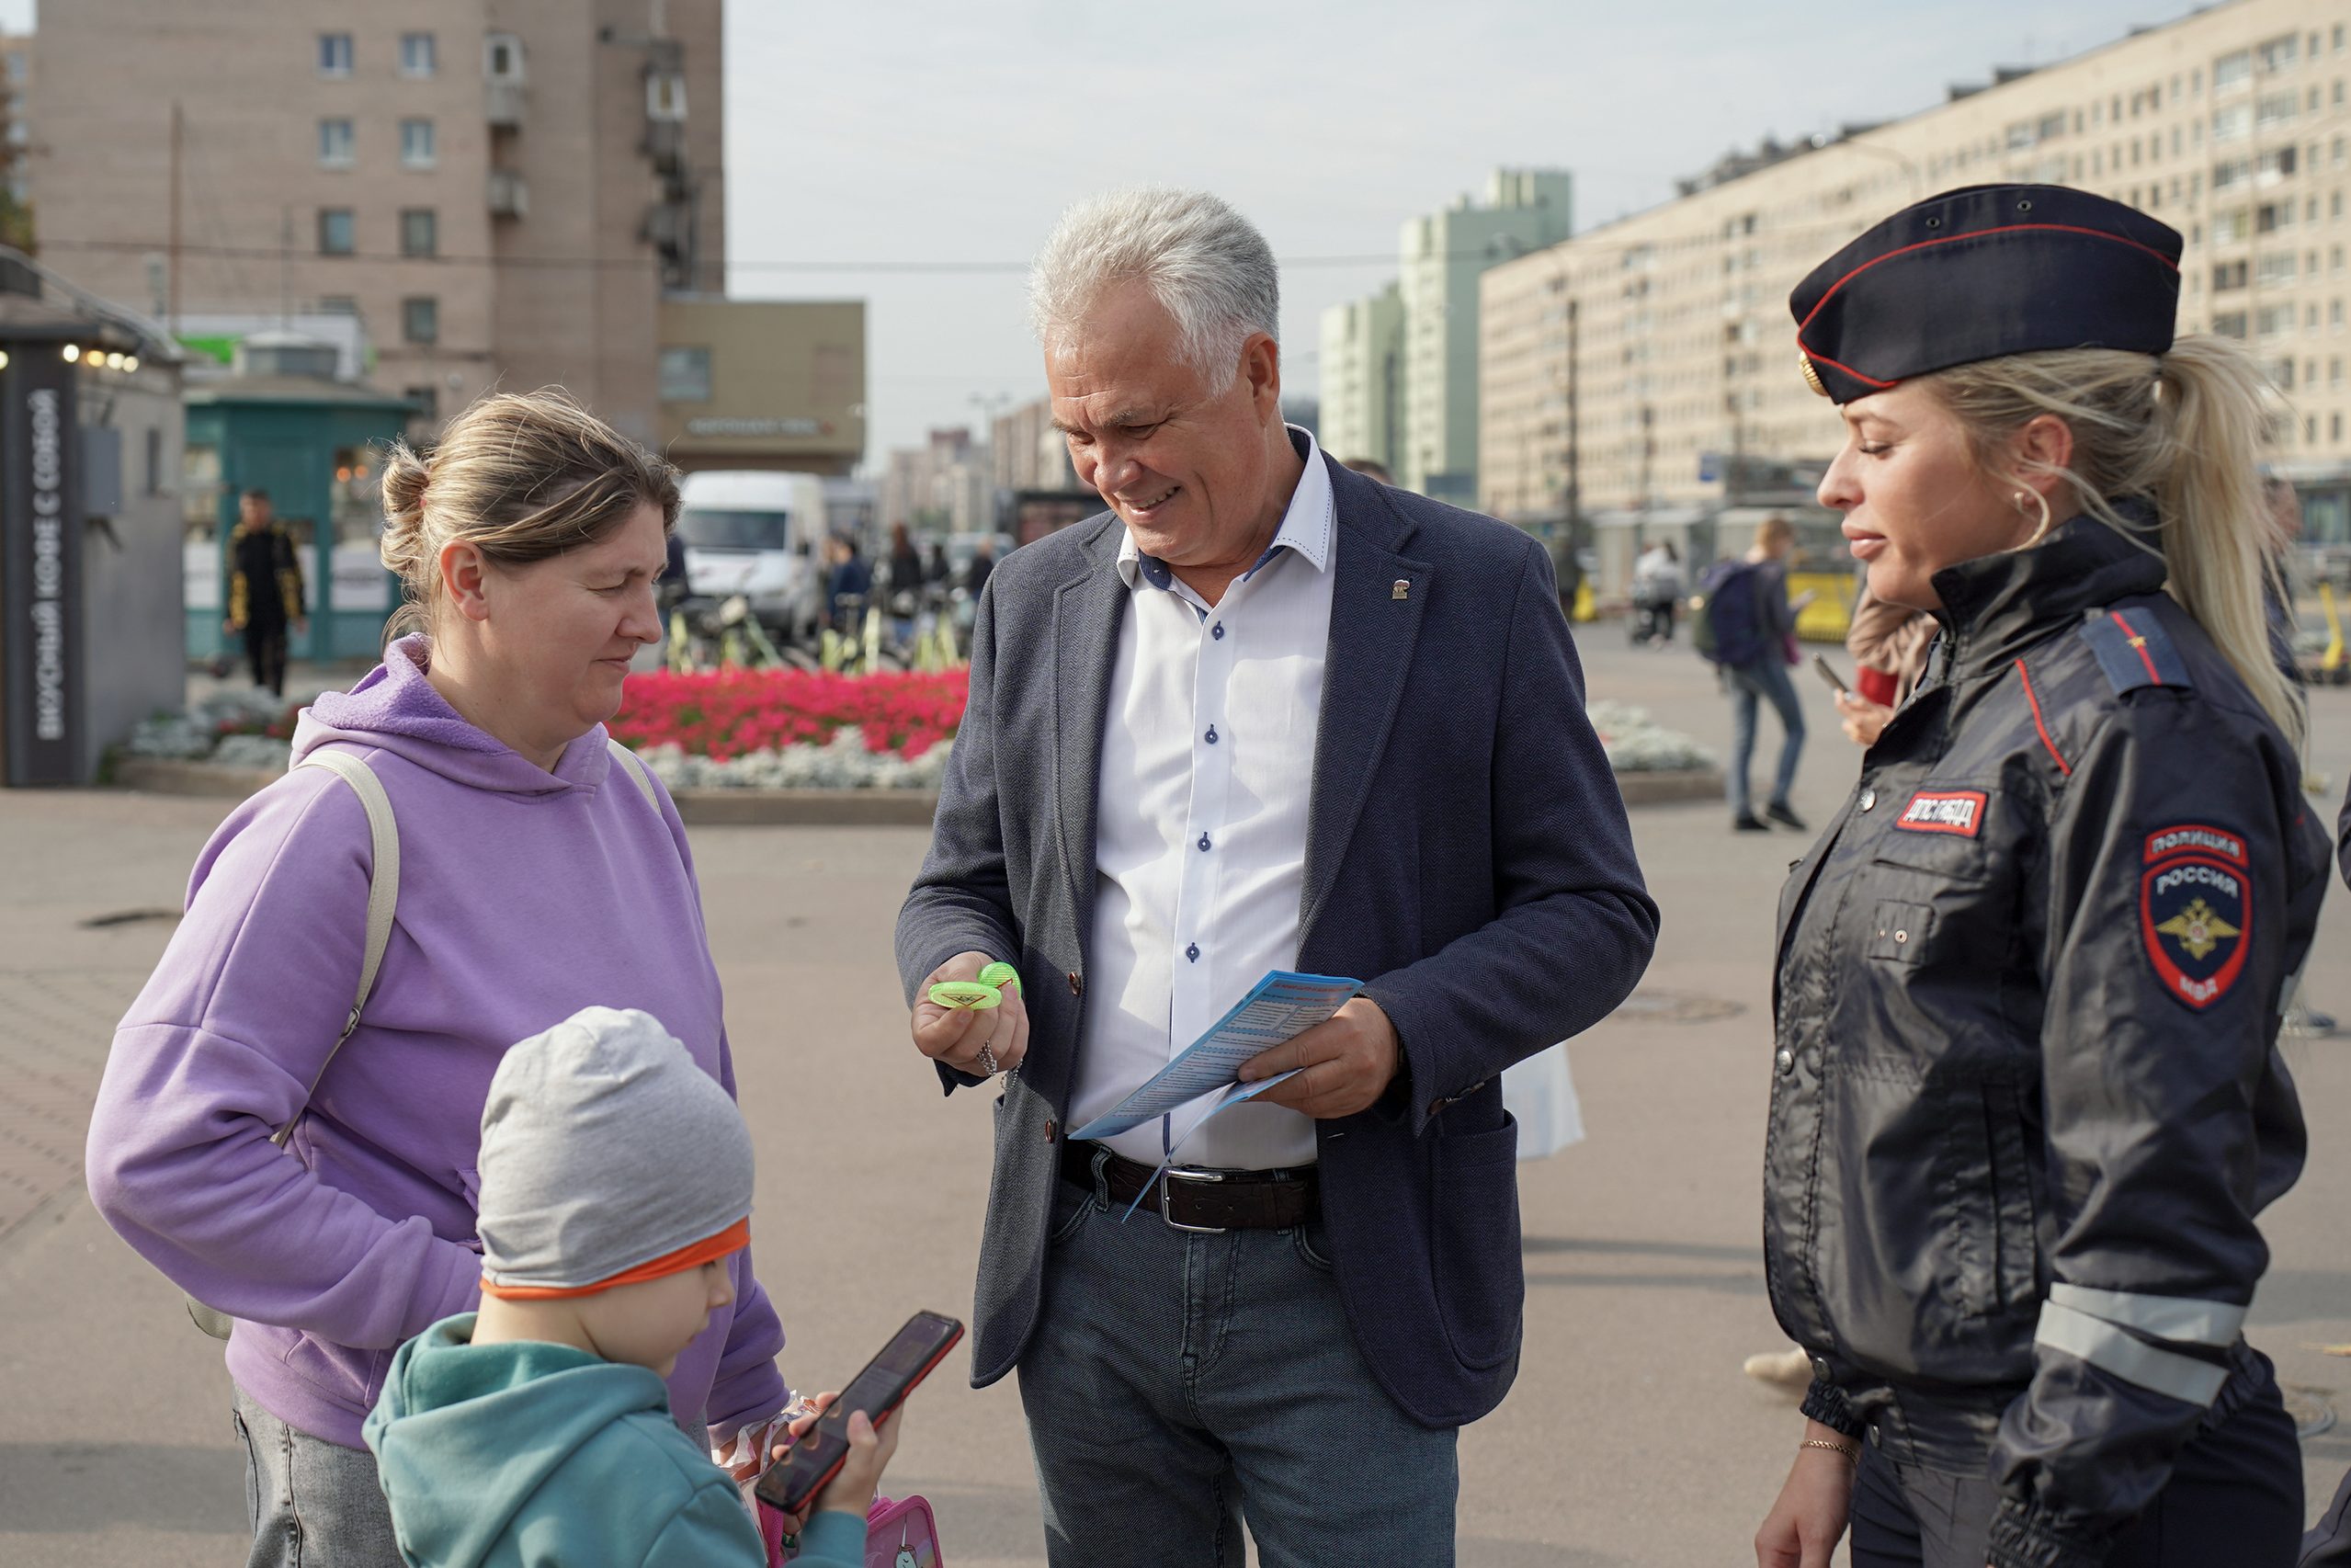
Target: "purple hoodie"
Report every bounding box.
[86,639,787,1450]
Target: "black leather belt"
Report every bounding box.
[1059,1141,1318,1233]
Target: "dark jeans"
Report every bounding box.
[1726,656,1804,816]
[244,623,290,698]
[232,1383,403,1568]
[1848,1365,2304,1568]
[1017,1149,1459,1567]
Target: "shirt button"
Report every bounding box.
[1212,622,1225,640]
[1858,788,1877,812]
[1198,834,1211,852]
[1186,943,1200,962]
[1205,725,1219,744]
[1775,1048,1795,1074]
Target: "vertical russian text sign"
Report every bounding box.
[2,349,84,785]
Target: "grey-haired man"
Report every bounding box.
[896,188,1656,1564]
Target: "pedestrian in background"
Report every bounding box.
[86,391,796,1568]
[224,487,306,698]
[960,535,996,598]
[826,533,872,631]
[896,187,1656,1565]
[1755,185,2323,1568]
[1710,515,1811,832]
[1631,539,1684,645]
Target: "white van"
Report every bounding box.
[674,470,829,637]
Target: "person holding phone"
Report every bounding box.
[367,1007,903,1568]
[1755,187,2323,1568]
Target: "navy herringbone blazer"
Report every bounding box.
[895,454,1657,1426]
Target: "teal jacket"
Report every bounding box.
[365,1315,864,1568]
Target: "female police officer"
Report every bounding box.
[1752,185,2329,1568]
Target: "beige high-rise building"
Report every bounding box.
[28,0,723,444]
[1319,280,1403,474]
[1481,0,2351,581]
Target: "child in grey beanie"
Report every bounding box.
[364,1006,901,1568]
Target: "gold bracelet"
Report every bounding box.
[1800,1437,1860,1463]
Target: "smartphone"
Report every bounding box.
[1811,653,1852,697]
[755,1311,964,1517]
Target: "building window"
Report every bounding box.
[317,208,355,256]
[2213,158,2251,192]
[404,385,439,423]
[400,208,437,257]
[2256,200,2296,233]
[319,119,355,167]
[2256,145,2298,185]
[2211,311,2248,338]
[400,119,437,169]
[403,296,438,345]
[2214,51,2252,93]
[145,426,164,496]
[2256,90,2298,129]
[401,32,437,77]
[318,33,353,77]
[2213,103,2251,140]
[2213,259,2249,291]
[485,33,525,83]
[659,346,712,402]
[2255,33,2298,74]
[2255,253,2297,288]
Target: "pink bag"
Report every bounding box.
[864,1495,942,1567]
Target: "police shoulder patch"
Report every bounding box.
[2080,606,2193,697]
[2141,823,2251,1010]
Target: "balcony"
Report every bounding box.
[485,80,526,130]
[488,168,528,219]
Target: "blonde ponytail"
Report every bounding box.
[1928,337,2305,750]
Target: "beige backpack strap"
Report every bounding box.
[606,738,659,808]
[273,749,401,1148]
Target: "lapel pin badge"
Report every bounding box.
[1391,578,1411,601]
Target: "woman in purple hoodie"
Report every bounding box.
[87,391,793,1568]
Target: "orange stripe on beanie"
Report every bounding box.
[483,1218,749,1301]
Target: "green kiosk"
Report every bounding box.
[182,333,416,664]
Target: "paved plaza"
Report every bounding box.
[3,635,2347,1567]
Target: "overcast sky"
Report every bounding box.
[6,0,2207,468]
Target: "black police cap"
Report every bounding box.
[1789,184,2181,403]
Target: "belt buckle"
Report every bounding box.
[1157,1165,1228,1234]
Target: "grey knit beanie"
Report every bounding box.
[476,1006,755,1296]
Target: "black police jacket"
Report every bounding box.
[1765,514,2328,1568]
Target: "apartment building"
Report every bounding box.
[1481,0,2351,576]
[1,31,29,235]
[880,426,994,538]
[991,394,1080,494]
[28,0,723,444]
[1319,279,1403,472]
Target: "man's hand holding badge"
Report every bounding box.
[912,953,1027,1078]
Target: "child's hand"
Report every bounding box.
[812,1407,903,1520]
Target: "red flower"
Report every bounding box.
[608,669,970,761]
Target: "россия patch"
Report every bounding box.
[2141,823,2250,1011]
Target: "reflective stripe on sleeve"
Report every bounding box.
[2048,1283,2247,1347]
[2034,1300,2231,1406]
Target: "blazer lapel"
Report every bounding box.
[1299,466,1430,956]
[1051,518,1128,950]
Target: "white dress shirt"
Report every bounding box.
[1069,430,1337,1170]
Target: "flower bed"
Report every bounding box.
[120,674,1710,801]
[1588,699,1717,773]
[608,669,967,762]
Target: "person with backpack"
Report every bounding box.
[85,392,797,1568]
[1700,514,1812,832]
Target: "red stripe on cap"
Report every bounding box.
[2107,609,2164,685]
[1797,222,2181,334]
[1795,345,1898,391]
